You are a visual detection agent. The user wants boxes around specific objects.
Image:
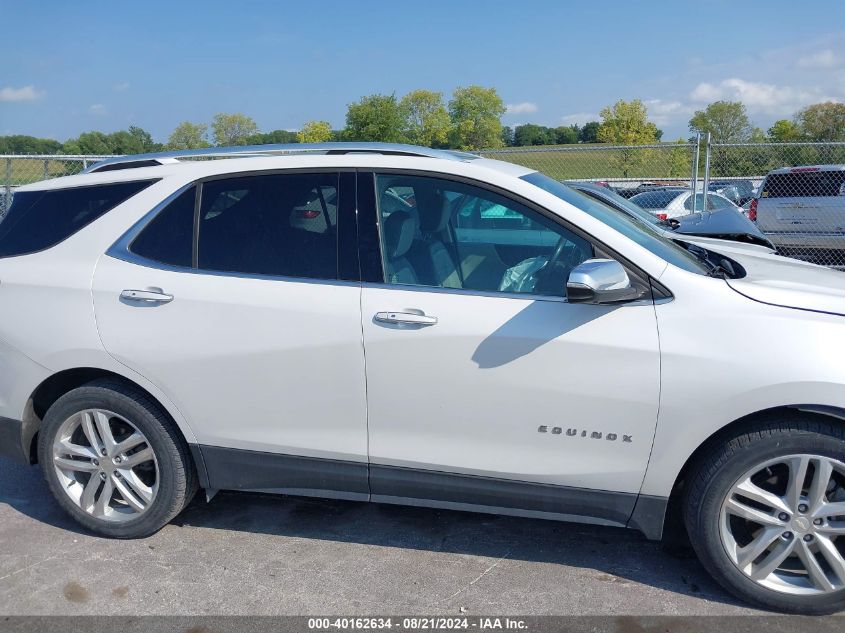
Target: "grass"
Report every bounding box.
[479,144,695,181]
[2,158,88,187]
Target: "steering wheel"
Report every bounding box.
[504,236,587,296]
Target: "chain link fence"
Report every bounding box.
[482,140,845,270]
[4,142,845,269]
[1,155,111,217]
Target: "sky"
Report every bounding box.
[2,0,844,143]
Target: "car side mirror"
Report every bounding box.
[567,259,641,304]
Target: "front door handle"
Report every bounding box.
[375,311,438,326]
[120,289,174,304]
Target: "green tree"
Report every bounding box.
[597,99,660,145]
[297,120,334,143]
[448,85,506,150]
[167,121,210,150]
[597,100,660,177]
[62,131,113,155]
[211,113,259,146]
[246,129,299,145]
[500,126,515,146]
[795,101,845,141]
[667,138,692,177]
[554,125,579,144]
[400,90,451,147]
[767,119,801,142]
[127,126,162,152]
[688,100,753,142]
[0,135,62,154]
[513,124,556,146]
[578,121,600,143]
[343,94,407,142]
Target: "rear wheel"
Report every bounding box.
[684,415,845,614]
[38,379,197,538]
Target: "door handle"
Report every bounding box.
[120,289,174,304]
[375,311,438,326]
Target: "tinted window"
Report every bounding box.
[0,180,156,258]
[575,186,660,226]
[762,171,845,198]
[629,190,682,209]
[130,187,196,267]
[683,193,732,211]
[197,173,338,278]
[376,174,592,298]
[520,172,709,275]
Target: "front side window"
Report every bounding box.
[375,174,592,298]
[197,173,339,279]
[522,172,709,275]
[0,180,156,258]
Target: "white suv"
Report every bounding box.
[754,164,845,269]
[1,143,844,614]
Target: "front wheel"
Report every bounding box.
[684,415,845,614]
[38,379,197,538]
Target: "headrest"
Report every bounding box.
[383,211,417,259]
[416,187,451,234]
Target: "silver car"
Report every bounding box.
[753,165,845,269]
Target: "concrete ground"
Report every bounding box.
[0,458,792,616]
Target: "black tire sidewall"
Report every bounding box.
[689,429,845,614]
[38,383,188,538]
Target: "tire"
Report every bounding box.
[684,412,845,614]
[38,379,197,538]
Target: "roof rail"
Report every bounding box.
[84,142,479,173]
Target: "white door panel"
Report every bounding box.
[361,287,660,493]
[93,255,368,461]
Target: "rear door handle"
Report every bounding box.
[375,311,438,326]
[120,289,174,304]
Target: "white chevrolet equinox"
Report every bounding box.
[1,144,844,614]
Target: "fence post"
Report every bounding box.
[702,132,712,211]
[3,157,11,214]
[690,133,700,213]
[43,159,49,180]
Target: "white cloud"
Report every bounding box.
[688,77,828,115]
[560,112,598,125]
[0,85,43,102]
[506,102,538,115]
[89,103,108,115]
[797,49,842,69]
[113,81,130,92]
[644,99,694,126]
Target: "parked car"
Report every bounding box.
[709,180,757,206]
[630,188,742,219]
[2,143,845,614]
[753,165,845,269]
[570,181,774,250]
[612,182,677,199]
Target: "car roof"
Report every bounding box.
[767,164,845,175]
[15,144,537,193]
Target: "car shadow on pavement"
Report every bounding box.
[0,458,746,610]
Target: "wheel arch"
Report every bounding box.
[22,367,204,487]
[655,404,845,543]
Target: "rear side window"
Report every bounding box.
[0,180,156,258]
[629,190,680,209]
[130,187,196,268]
[762,171,845,198]
[197,173,339,279]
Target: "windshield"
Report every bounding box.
[576,185,662,226]
[521,172,709,275]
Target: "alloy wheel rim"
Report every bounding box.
[52,409,158,523]
[720,454,845,595]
